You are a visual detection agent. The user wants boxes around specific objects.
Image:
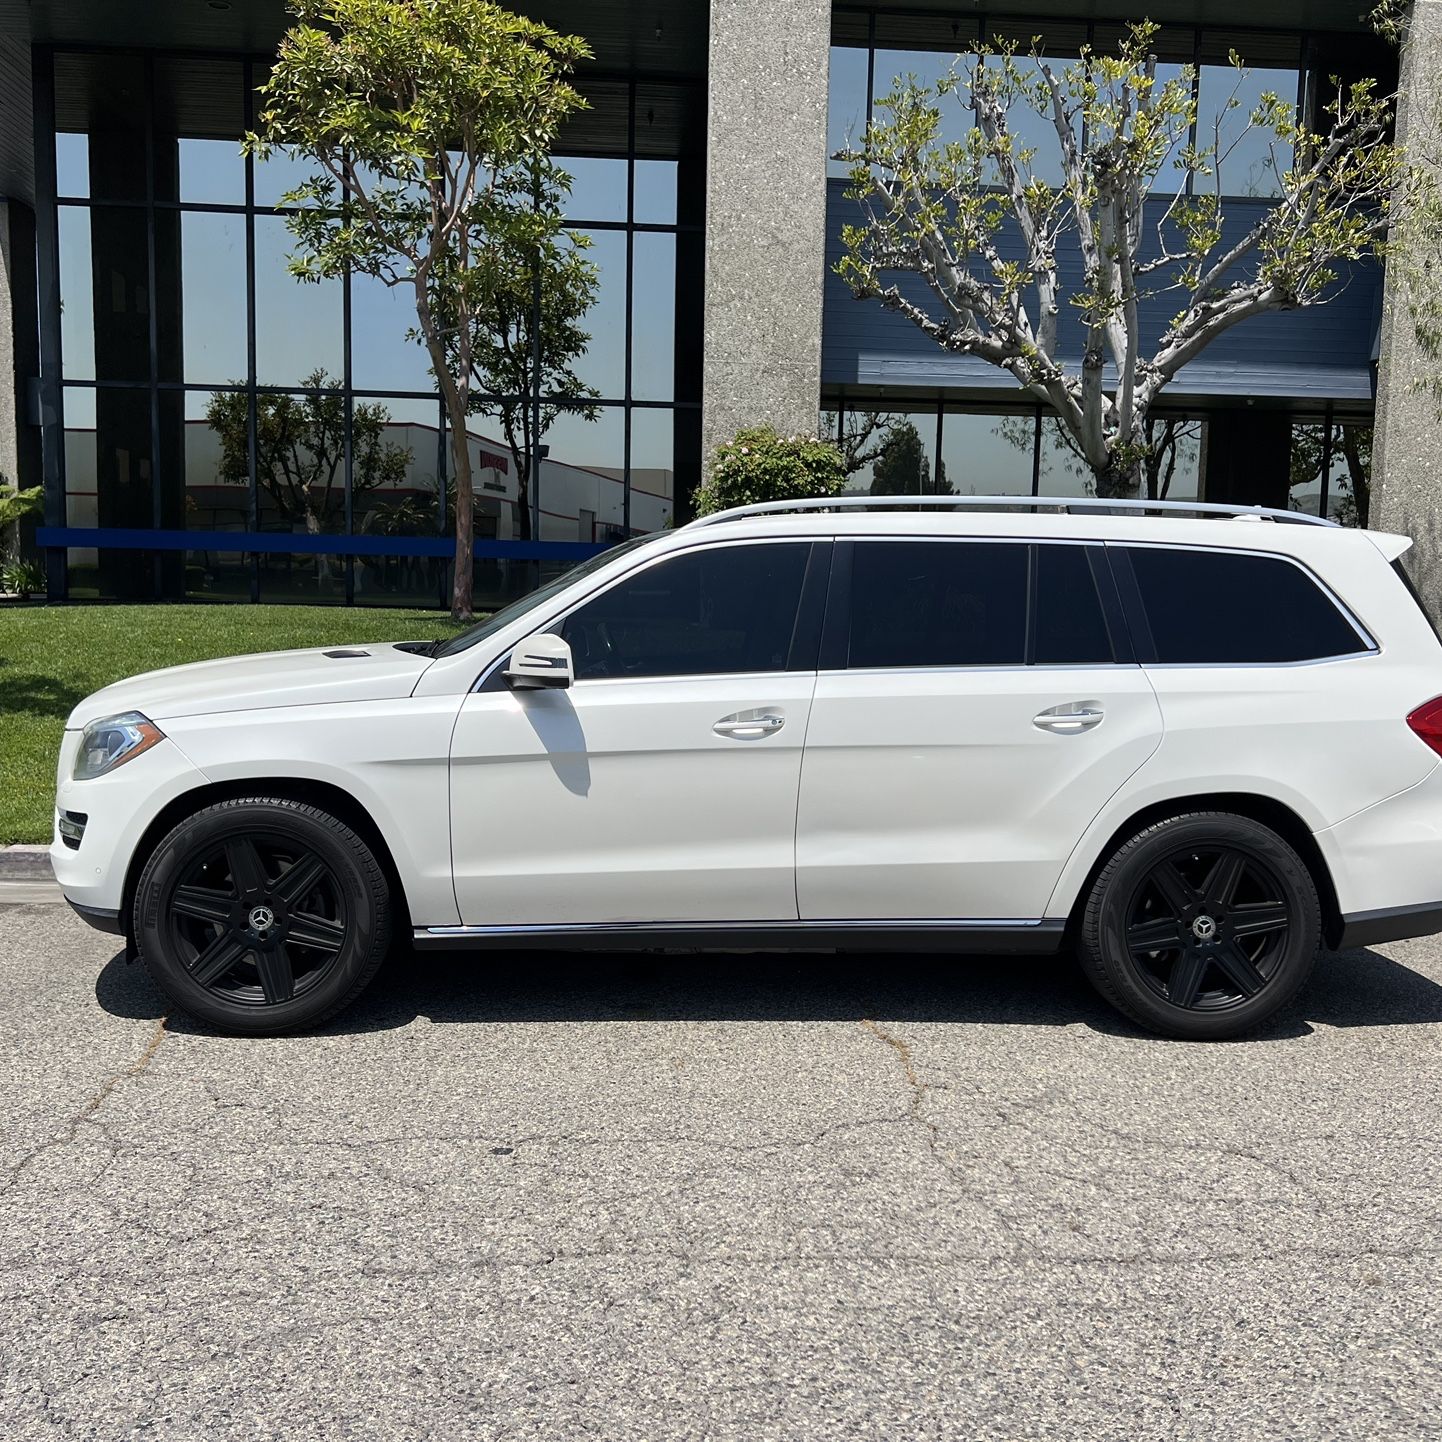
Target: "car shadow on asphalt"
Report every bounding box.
[95,943,1442,1041]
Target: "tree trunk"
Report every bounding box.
[1093,461,1142,500]
[444,394,474,622]
[1341,429,1370,527]
[516,458,532,542]
[303,506,331,587]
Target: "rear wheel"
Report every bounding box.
[133,797,391,1034]
[1078,812,1321,1040]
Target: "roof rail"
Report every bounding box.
[684,494,1339,529]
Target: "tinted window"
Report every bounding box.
[849,542,1028,667]
[436,535,654,656]
[561,543,810,680]
[1034,544,1113,664]
[1124,546,1366,663]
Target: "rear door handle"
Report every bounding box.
[714,710,785,740]
[1033,703,1104,734]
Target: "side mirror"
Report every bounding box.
[505,632,574,690]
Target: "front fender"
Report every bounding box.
[163,695,465,927]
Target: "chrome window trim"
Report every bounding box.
[818,661,1145,677]
[421,918,1049,936]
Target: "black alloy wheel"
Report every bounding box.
[1079,812,1322,1040]
[1123,845,1291,1012]
[166,832,349,1008]
[134,797,392,1034]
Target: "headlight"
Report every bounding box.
[73,712,166,781]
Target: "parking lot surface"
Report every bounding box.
[3,896,1441,1440]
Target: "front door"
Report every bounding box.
[796,538,1164,921]
[450,539,827,926]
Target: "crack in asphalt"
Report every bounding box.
[1,1017,169,1199]
[859,1018,928,1118]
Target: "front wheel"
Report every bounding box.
[1078,812,1321,1040]
[133,797,392,1035]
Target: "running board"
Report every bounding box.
[412,919,1068,954]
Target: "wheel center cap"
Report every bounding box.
[248,904,276,932]
[1191,914,1218,942]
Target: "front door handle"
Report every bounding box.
[1033,703,1105,734]
[714,710,785,740]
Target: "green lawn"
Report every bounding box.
[0,604,469,845]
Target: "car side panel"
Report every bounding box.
[796,665,1164,920]
[449,674,817,925]
[161,696,465,927]
[1043,654,1440,921]
[1313,758,1442,917]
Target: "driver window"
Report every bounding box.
[560,543,811,681]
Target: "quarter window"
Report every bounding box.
[561,543,812,680]
[1121,546,1368,663]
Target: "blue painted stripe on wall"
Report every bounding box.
[822,181,1382,402]
[36,527,611,562]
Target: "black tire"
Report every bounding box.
[1078,812,1321,1040]
[132,797,392,1035]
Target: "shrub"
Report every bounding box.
[1,556,44,598]
[695,426,846,517]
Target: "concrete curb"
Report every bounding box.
[0,846,54,880]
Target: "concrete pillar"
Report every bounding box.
[1374,0,1442,612]
[701,0,830,486]
[0,200,19,490]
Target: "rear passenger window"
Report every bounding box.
[1034,544,1113,664]
[1122,546,1368,664]
[848,542,1028,667]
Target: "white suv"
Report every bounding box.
[52,497,1442,1039]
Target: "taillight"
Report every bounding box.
[1407,697,1442,756]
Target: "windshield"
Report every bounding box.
[433,534,658,657]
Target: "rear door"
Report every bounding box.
[796,538,1164,921]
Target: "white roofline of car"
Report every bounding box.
[683,494,1340,529]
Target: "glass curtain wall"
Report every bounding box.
[830,10,1307,199]
[42,50,702,606]
[823,402,1204,502]
[823,10,1326,513]
[1288,412,1373,525]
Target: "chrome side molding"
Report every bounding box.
[413,917,1068,955]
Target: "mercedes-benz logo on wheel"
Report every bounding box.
[1191,914,1218,942]
[248,905,276,933]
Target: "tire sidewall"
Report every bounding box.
[1087,814,1320,1040]
[134,800,386,1033]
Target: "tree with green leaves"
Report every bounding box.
[206,371,412,553]
[837,21,1422,497]
[448,168,600,541]
[0,477,43,595]
[0,479,42,538]
[249,0,589,619]
[867,418,955,495]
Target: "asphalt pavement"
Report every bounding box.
[2,887,1441,1440]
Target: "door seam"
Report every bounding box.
[791,669,822,920]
